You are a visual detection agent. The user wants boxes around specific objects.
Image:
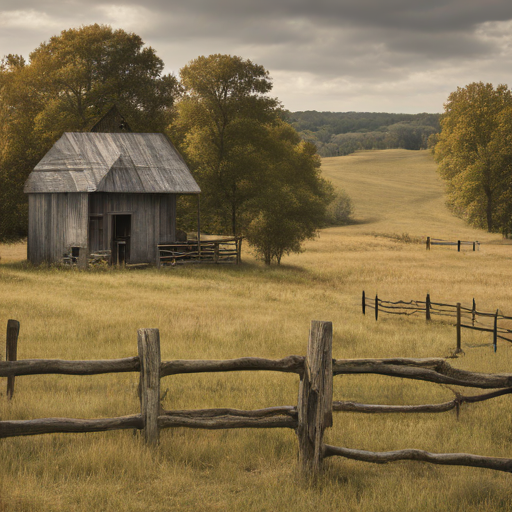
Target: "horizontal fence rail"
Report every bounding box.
[157,237,242,266]
[362,291,512,351]
[426,236,480,251]
[3,319,512,476]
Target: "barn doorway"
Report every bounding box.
[112,214,131,265]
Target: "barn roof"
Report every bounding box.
[24,132,200,194]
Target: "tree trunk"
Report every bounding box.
[485,188,493,232]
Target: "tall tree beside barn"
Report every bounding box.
[0,24,178,241]
[174,54,333,263]
[174,54,280,236]
[433,82,512,233]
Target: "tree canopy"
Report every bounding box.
[244,120,333,264]
[174,54,333,263]
[433,82,512,233]
[174,54,279,236]
[0,24,178,241]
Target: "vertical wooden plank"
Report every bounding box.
[426,294,431,321]
[137,328,161,445]
[297,320,333,476]
[6,320,20,400]
[362,291,366,315]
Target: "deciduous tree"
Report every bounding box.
[433,82,512,232]
[174,54,279,236]
[0,24,178,241]
[245,121,334,265]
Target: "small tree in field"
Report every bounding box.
[245,121,333,265]
[325,190,353,225]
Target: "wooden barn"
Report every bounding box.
[24,128,200,266]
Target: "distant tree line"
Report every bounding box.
[288,111,440,157]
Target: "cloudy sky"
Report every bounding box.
[2,0,512,113]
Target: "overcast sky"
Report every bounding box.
[2,0,512,113]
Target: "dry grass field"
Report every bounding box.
[1,149,512,511]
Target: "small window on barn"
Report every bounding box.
[71,247,80,258]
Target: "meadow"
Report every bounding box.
[1,149,512,511]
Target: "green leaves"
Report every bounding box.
[175,55,331,264]
[434,82,512,233]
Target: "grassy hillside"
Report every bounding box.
[1,150,511,512]
[322,149,492,239]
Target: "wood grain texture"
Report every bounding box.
[0,357,140,377]
[333,388,512,414]
[160,355,305,377]
[297,321,333,475]
[161,406,297,419]
[323,444,512,473]
[25,132,200,194]
[158,415,296,430]
[138,329,161,445]
[0,415,143,438]
[332,358,512,388]
[27,193,88,264]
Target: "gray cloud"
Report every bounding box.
[2,0,512,112]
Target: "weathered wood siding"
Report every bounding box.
[89,193,176,264]
[27,193,88,264]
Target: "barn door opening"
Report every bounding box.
[112,214,131,265]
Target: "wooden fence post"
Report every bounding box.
[472,298,476,327]
[137,328,161,445]
[494,310,498,353]
[6,320,20,400]
[362,291,366,315]
[456,303,462,354]
[375,295,379,321]
[473,242,476,252]
[457,240,461,252]
[426,237,431,250]
[297,321,333,476]
[426,294,431,321]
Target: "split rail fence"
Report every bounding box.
[426,237,480,251]
[3,319,512,475]
[157,237,242,266]
[362,291,512,352]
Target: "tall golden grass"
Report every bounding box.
[1,149,512,511]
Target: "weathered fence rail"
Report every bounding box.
[362,291,512,351]
[157,236,242,266]
[3,320,512,475]
[426,237,480,251]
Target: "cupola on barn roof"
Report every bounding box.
[24,132,200,195]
